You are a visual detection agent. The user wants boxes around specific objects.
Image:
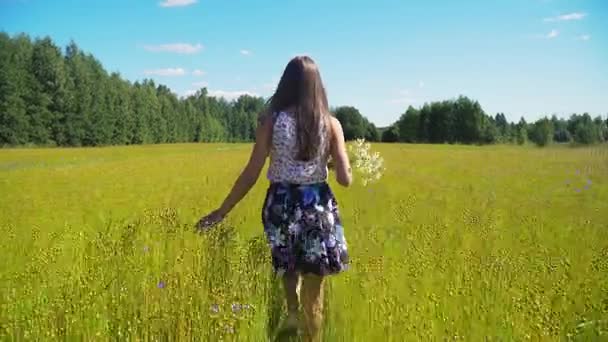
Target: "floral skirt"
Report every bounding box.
[261,181,349,276]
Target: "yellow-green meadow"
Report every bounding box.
[1,143,607,341]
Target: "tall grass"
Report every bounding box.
[1,143,607,341]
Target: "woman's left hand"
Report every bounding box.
[195,209,225,231]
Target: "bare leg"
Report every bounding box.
[282,271,300,327]
[300,273,325,342]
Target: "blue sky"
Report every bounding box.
[1,0,607,126]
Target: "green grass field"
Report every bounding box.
[1,143,607,341]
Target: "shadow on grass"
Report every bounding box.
[273,328,302,342]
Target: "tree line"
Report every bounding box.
[335,98,608,146]
[1,32,607,148]
[377,100,608,146]
[0,32,265,147]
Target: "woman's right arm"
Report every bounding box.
[329,117,352,187]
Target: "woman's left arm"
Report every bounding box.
[197,114,273,229]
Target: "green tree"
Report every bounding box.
[63,41,89,146]
[365,122,380,142]
[494,113,509,142]
[109,73,133,145]
[28,36,70,145]
[396,106,420,143]
[334,106,368,140]
[480,115,499,144]
[551,115,571,143]
[381,125,399,142]
[529,117,554,147]
[452,96,483,144]
[569,114,600,145]
[0,33,31,145]
[516,117,528,145]
[427,101,452,143]
[593,116,607,142]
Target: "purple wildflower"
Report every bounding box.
[157,281,166,289]
[575,188,581,193]
[587,179,592,185]
[210,304,220,313]
[231,303,242,313]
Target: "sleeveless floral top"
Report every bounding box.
[267,111,330,184]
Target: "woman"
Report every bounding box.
[197,56,352,341]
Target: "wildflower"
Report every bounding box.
[210,304,220,313]
[143,246,149,253]
[347,138,385,187]
[231,303,242,313]
[157,281,166,289]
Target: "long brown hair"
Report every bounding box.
[267,56,330,161]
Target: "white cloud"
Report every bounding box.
[144,43,203,54]
[192,81,208,87]
[183,89,198,97]
[546,29,559,39]
[192,69,206,76]
[578,34,591,41]
[143,68,186,76]
[159,0,197,7]
[240,49,252,56]
[208,90,258,101]
[543,12,587,22]
[530,29,561,40]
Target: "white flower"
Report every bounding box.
[347,138,385,186]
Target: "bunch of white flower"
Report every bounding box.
[347,138,385,186]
